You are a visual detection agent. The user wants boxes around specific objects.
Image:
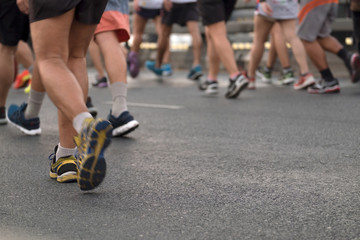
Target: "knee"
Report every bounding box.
[0,44,17,56]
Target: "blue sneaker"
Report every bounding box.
[107,110,139,137]
[161,63,173,76]
[145,60,162,76]
[187,65,203,80]
[7,103,41,135]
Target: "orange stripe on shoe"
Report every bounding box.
[298,0,339,24]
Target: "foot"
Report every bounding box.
[49,145,77,183]
[7,103,41,135]
[108,110,139,137]
[0,106,7,125]
[198,78,219,95]
[161,63,173,77]
[86,97,98,118]
[279,69,295,85]
[225,73,249,99]
[293,73,315,90]
[128,51,140,78]
[92,76,108,88]
[351,53,360,83]
[307,79,340,94]
[145,61,163,76]
[74,118,113,191]
[247,76,256,90]
[187,65,203,80]
[14,69,31,89]
[256,66,272,84]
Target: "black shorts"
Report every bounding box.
[198,0,237,26]
[29,0,108,24]
[137,7,161,19]
[162,2,199,27]
[0,0,30,46]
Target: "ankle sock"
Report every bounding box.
[73,112,93,133]
[110,82,128,117]
[56,144,76,161]
[320,68,335,82]
[25,89,45,119]
[337,48,352,74]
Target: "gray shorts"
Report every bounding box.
[29,0,108,24]
[297,1,338,42]
[257,0,299,20]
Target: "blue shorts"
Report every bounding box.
[136,7,161,19]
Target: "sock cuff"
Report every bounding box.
[29,89,46,104]
[56,144,77,161]
[73,112,93,133]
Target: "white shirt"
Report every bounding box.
[138,0,163,9]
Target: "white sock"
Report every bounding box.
[110,82,128,118]
[25,89,45,119]
[73,112,93,133]
[56,144,77,161]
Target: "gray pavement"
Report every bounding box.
[1,66,360,240]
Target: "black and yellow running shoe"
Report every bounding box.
[74,118,113,191]
[49,146,77,183]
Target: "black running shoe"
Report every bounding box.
[198,78,219,95]
[49,145,77,183]
[0,106,7,125]
[86,97,98,118]
[107,110,139,137]
[92,76,108,88]
[307,79,340,94]
[351,53,360,83]
[225,73,249,99]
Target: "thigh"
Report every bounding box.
[186,21,200,36]
[30,9,75,61]
[133,13,148,36]
[279,19,297,41]
[253,15,274,43]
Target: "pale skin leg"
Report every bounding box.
[15,40,33,69]
[131,13,148,53]
[267,22,291,69]
[0,44,16,107]
[95,31,127,85]
[88,39,106,78]
[30,10,96,148]
[279,19,309,74]
[205,27,220,79]
[247,15,274,78]
[301,39,329,71]
[186,21,202,67]
[205,21,240,76]
[317,36,343,54]
[155,24,172,68]
[154,16,171,64]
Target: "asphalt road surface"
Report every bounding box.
[1,68,359,240]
